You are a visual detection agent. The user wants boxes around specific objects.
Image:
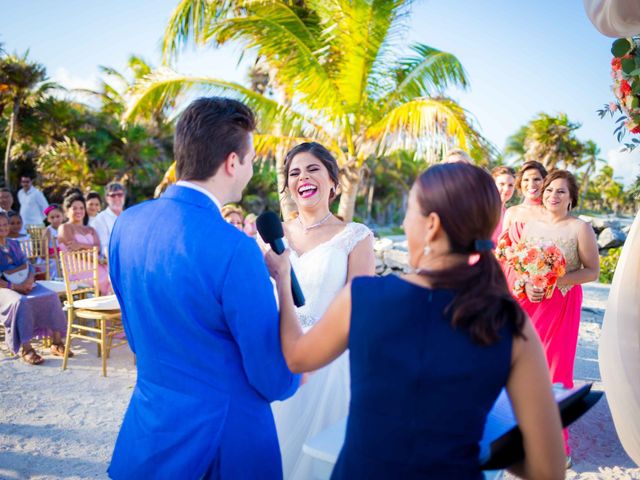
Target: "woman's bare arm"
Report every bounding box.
[506,320,565,479]
[557,220,600,287]
[266,249,350,373]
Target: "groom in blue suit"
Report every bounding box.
[108,97,299,479]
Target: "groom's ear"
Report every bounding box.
[222,152,240,177]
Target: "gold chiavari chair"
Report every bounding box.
[60,247,126,377]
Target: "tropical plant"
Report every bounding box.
[0,51,52,185]
[599,246,622,284]
[37,136,93,197]
[522,113,583,171]
[124,0,487,221]
[577,140,606,207]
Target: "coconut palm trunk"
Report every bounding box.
[337,164,362,222]
[3,99,19,186]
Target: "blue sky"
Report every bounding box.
[3,0,640,183]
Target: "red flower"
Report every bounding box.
[612,57,622,71]
[621,80,632,96]
[632,125,640,134]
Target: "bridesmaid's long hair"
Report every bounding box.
[415,163,526,345]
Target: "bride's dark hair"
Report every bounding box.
[282,142,340,203]
[415,163,526,345]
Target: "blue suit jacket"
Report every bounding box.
[107,185,299,479]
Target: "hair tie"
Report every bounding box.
[474,239,495,252]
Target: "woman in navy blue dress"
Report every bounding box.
[266,162,565,479]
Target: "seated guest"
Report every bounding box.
[93,182,126,257]
[7,211,29,240]
[221,204,245,230]
[58,194,111,295]
[0,187,15,213]
[243,213,258,238]
[490,165,516,244]
[0,212,71,364]
[266,162,565,479]
[86,191,102,227]
[44,204,64,279]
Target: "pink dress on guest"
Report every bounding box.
[517,233,582,455]
[59,231,111,296]
[491,205,506,247]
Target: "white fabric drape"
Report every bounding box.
[584,0,640,37]
[599,211,640,466]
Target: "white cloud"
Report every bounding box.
[605,148,640,186]
[49,67,101,106]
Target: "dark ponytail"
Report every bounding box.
[415,163,526,345]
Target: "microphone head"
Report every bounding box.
[256,211,284,243]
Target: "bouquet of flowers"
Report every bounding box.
[598,36,640,150]
[495,232,566,300]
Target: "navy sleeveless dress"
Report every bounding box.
[331,275,513,479]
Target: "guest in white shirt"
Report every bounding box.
[17,175,49,228]
[0,188,15,213]
[93,181,125,257]
[86,191,103,228]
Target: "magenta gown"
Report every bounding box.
[516,234,582,455]
[59,231,111,296]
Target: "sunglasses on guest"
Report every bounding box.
[107,192,125,198]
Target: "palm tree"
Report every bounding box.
[577,140,605,207]
[125,0,486,220]
[0,52,50,185]
[522,113,583,171]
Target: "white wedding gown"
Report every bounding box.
[599,211,640,466]
[272,222,372,480]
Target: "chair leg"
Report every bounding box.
[62,310,73,371]
[100,319,107,377]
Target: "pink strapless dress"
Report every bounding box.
[59,232,111,296]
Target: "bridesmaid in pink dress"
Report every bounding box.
[490,165,516,245]
[499,161,548,287]
[58,193,111,295]
[519,170,599,462]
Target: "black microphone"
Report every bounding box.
[256,211,306,307]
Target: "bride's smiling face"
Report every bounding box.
[287,152,334,210]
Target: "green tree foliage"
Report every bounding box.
[126,0,490,221]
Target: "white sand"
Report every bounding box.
[0,282,638,479]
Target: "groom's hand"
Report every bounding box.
[265,249,292,286]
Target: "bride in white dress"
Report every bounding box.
[270,142,375,479]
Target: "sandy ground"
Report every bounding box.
[0,282,638,479]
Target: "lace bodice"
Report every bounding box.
[287,223,372,330]
[528,234,581,295]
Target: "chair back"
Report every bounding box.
[26,224,46,238]
[18,232,51,279]
[59,247,100,301]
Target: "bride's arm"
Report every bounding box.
[347,235,375,282]
[557,220,599,287]
[266,249,350,373]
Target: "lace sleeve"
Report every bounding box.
[342,223,373,255]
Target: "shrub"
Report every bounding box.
[599,247,623,284]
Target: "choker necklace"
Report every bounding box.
[298,212,332,232]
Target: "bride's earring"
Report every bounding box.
[568,202,572,211]
[423,245,432,257]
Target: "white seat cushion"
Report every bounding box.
[73,295,120,311]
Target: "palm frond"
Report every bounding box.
[123,68,330,139]
[382,43,468,109]
[308,0,408,114]
[364,96,481,161]
[162,0,215,62]
[204,4,345,118]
